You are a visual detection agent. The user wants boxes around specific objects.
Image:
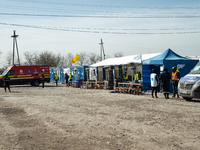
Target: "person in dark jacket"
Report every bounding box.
[65,73,69,87]
[159,68,171,99]
[3,74,11,92]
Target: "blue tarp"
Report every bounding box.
[142,49,199,92]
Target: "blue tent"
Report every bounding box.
[142,49,199,92]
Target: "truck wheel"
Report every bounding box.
[32,81,40,86]
[182,97,192,101]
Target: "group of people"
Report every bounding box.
[122,71,142,82]
[54,72,73,87]
[151,66,180,99]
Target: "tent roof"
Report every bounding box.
[90,53,160,67]
[142,49,199,65]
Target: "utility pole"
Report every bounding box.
[99,39,105,61]
[11,30,20,65]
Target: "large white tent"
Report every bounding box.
[90,53,160,67]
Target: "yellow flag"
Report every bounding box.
[71,54,80,63]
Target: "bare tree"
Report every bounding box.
[88,52,99,65]
[77,52,88,66]
[57,53,67,67]
[66,53,74,66]
[114,52,124,58]
[5,51,13,67]
[24,51,39,65]
[24,50,67,67]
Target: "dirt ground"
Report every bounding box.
[0,83,200,150]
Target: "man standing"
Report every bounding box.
[150,69,159,98]
[65,73,69,87]
[54,74,59,86]
[160,68,171,99]
[3,74,11,92]
[134,72,139,83]
[69,72,73,86]
[171,66,180,98]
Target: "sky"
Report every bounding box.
[0,0,200,68]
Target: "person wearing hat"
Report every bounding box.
[171,66,180,98]
[159,68,171,99]
[150,68,159,98]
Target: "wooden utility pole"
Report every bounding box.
[99,39,105,61]
[11,30,20,65]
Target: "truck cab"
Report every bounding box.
[178,61,200,100]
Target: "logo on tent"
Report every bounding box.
[143,60,150,64]
[177,64,185,70]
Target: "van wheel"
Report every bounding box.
[182,97,192,101]
[32,81,40,86]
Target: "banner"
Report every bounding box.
[71,54,80,63]
[63,68,70,75]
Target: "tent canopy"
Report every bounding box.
[141,49,199,92]
[142,48,198,65]
[90,53,160,67]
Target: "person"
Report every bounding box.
[3,74,11,92]
[138,72,142,80]
[69,72,73,86]
[171,66,180,98]
[123,73,128,81]
[54,74,59,86]
[159,68,171,99]
[65,73,69,87]
[150,68,159,98]
[134,72,139,83]
[69,72,73,81]
[41,74,45,88]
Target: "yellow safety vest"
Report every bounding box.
[69,74,72,79]
[135,73,139,80]
[55,75,59,80]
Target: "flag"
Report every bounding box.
[71,54,80,63]
[133,54,142,60]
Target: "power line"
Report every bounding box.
[1,12,200,18]
[5,0,200,9]
[1,22,200,34]
[0,4,122,14]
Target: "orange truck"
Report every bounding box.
[0,65,50,86]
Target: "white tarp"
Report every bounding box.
[90,53,160,67]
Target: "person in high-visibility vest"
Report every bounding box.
[54,74,59,86]
[171,66,180,98]
[123,73,128,81]
[69,72,73,81]
[134,72,139,83]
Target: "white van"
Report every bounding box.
[178,61,200,100]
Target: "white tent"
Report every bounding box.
[90,53,160,67]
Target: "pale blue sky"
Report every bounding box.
[0,0,200,67]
